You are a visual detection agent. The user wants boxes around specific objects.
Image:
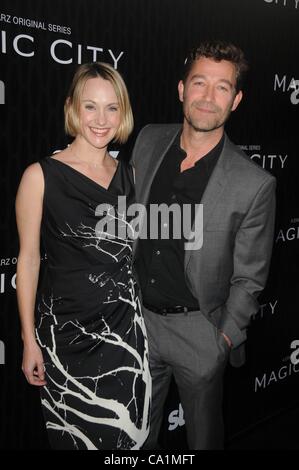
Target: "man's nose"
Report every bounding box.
[202,84,215,101]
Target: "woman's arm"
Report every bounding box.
[15,162,46,386]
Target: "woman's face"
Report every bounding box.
[78,76,121,149]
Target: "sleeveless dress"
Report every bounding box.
[36,156,151,450]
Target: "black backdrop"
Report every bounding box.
[0,0,298,450]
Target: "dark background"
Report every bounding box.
[0,0,298,450]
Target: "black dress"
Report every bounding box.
[36,157,151,450]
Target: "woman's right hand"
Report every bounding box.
[22,342,47,386]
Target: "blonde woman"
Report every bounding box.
[16,62,151,450]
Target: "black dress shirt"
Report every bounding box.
[135,131,224,309]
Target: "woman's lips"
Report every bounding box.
[90,127,110,136]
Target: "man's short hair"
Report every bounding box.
[182,40,249,92]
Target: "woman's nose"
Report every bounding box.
[95,109,107,125]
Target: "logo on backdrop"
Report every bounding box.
[238,145,288,171]
[274,74,299,105]
[168,403,185,431]
[255,360,299,392]
[264,0,299,9]
[0,257,17,294]
[0,79,4,104]
[0,340,5,365]
[290,339,299,365]
[1,14,125,67]
[0,255,46,294]
[276,217,299,243]
[252,300,278,320]
[290,80,299,104]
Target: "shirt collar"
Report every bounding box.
[172,131,225,167]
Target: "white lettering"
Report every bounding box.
[279,154,288,168]
[276,227,299,243]
[168,403,185,431]
[250,154,287,169]
[274,74,286,91]
[127,203,147,240]
[290,80,299,104]
[0,14,11,23]
[1,30,6,53]
[77,43,82,64]
[50,39,72,64]
[277,366,288,380]
[276,229,285,242]
[11,273,16,289]
[103,456,139,467]
[288,78,297,91]
[264,0,287,5]
[149,203,181,240]
[95,203,116,239]
[255,374,266,391]
[290,340,299,365]
[255,363,299,391]
[13,34,34,57]
[184,204,203,250]
[108,49,124,69]
[254,300,278,319]
[269,300,278,314]
[0,273,17,293]
[0,340,5,365]
[268,370,278,385]
[286,227,296,240]
[0,80,4,104]
[267,154,276,169]
[86,46,103,62]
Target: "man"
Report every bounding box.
[131,40,276,449]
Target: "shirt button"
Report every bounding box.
[171,194,176,200]
[156,250,160,255]
[150,278,156,284]
[163,223,168,228]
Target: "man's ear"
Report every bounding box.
[232,90,243,111]
[178,80,184,103]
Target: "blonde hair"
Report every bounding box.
[64,62,133,144]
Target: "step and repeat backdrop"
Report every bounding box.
[0,0,298,449]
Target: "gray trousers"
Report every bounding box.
[143,306,230,450]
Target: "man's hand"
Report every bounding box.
[220,331,232,349]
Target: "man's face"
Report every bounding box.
[178,57,243,133]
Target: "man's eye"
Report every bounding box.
[218,86,229,92]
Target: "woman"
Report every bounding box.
[16,62,151,450]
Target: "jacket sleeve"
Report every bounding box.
[218,176,276,348]
[129,124,152,169]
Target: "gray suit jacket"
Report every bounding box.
[130,124,276,367]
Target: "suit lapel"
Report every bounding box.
[133,125,181,257]
[184,135,232,269]
[136,126,182,206]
